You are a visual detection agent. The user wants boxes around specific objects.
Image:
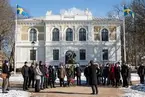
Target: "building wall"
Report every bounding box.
[15,18,122,68]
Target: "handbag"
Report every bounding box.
[0,73,7,79]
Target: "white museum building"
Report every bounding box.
[15,8,122,68]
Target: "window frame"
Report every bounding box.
[79,28,86,41]
[102,49,108,61]
[79,49,86,60]
[29,28,37,42]
[66,28,73,41]
[53,49,59,60]
[52,28,60,41]
[101,28,109,41]
[30,49,36,61]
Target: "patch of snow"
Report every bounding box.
[0,74,23,83]
[9,74,24,82]
[131,73,140,81]
[121,84,145,97]
[131,84,145,92]
[0,87,29,97]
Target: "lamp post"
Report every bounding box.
[31,41,35,64]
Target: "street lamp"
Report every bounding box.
[31,41,35,64]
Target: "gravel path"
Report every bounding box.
[30,86,123,97]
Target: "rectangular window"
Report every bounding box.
[102,49,108,60]
[80,49,86,60]
[53,49,59,60]
[30,49,36,60]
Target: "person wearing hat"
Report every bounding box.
[21,61,29,91]
[2,60,10,93]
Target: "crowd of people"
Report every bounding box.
[20,60,133,95]
[1,59,145,95]
[21,61,82,92]
[84,62,132,89]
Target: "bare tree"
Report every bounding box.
[0,0,15,67]
[108,0,145,66]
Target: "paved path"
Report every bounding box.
[30,86,123,97]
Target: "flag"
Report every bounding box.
[124,6,134,18]
[17,5,30,17]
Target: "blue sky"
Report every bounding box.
[10,0,131,17]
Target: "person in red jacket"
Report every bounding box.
[109,64,115,87]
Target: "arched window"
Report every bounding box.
[52,28,59,41]
[79,28,86,41]
[66,28,73,41]
[102,29,109,41]
[30,28,37,41]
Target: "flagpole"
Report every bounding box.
[14,4,18,75]
[123,15,126,63]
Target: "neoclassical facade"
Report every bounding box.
[15,9,122,68]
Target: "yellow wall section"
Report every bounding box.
[21,26,29,40]
[20,26,45,41]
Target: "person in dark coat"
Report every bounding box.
[48,65,56,88]
[102,64,109,85]
[21,61,29,91]
[121,63,129,87]
[75,64,82,86]
[114,63,121,87]
[137,64,145,84]
[28,63,35,88]
[88,60,99,95]
[2,60,10,93]
[84,65,89,85]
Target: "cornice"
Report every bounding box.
[17,19,122,26]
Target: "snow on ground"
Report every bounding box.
[131,73,140,81]
[121,84,145,97]
[0,87,30,97]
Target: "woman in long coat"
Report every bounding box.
[88,60,99,95]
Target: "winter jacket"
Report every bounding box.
[57,67,65,79]
[21,65,29,77]
[2,63,10,78]
[103,66,109,78]
[88,64,98,85]
[34,66,43,80]
[84,67,89,77]
[29,66,35,77]
[75,67,82,77]
[114,66,121,80]
[121,65,129,77]
[137,65,145,76]
[39,65,45,76]
[49,66,56,81]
